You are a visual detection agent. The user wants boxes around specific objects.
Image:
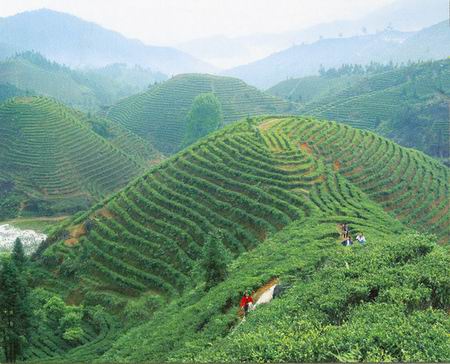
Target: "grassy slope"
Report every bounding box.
[0,96,151,220]
[107,74,294,154]
[269,60,450,160]
[26,116,449,362]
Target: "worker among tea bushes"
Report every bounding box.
[240,291,254,316]
[356,233,366,244]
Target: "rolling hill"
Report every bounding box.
[0,96,159,220]
[270,60,450,161]
[225,21,450,89]
[0,52,167,111]
[23,115,448,362]
[0,8,214,75]
[107,74,294,154]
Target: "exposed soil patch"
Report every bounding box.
[64,223,86,246]
[96,208,114,219]
[333,160,341,171]
[299,143,313,155]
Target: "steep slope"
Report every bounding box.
[102,227,449,363]
[27,116,448,363]
[0,52,167,111]
[225,21,450,88]
[285,60,450,160]
[0,96,153,220]
[39,116,449,297]
[107,74,294,154]
[0,9,214,74]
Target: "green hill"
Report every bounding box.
[21,115,448,363]
[0,96,159,220]
[269,60,450,161]
[0,82,29,102]
[0,52,167,111]
[107,74,294,154]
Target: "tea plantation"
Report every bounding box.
[21,116,449,363]
[270,60,450,161]
[107,73,294,154]
[0,96,158,220]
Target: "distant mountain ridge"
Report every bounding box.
[269,59,450,161]
[225,21,450,89]
[0,52,167,111]
[179,0,448,69]
[0,9,215,75]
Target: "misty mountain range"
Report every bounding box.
[179,0,448,68]
[0,9,216,75]
[225,21,450,88]
[0,0,448,89]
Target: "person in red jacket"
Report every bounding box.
[240,291,254,316]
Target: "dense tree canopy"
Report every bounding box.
[182,92,223,147]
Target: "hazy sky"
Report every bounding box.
[0,0,396,45]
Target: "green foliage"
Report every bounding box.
[0,51,167,112]
[11,238,26,270]
[272,59,450,160]
[108,73,291,154]
[28,116,449,363]
[200,231,230,290]
[182,93,224,147]
[0,256,31,363]
[123,294,165,327]
[33,292,84,344]
[0,96,153,219]
[193,234,450,363]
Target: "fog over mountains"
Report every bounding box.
[0,8,216,75]
[224,21,450,88]
[0,0,447,77]
[179,0,448,69]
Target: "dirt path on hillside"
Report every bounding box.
[1,216,69,225]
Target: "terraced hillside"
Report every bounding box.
[41,116,448,300]
[107,74,294,154]
[26,115,448,363]
[73,113,160,166]
[270,60,450,160]
[0,52,167,111]
[0,96,155,220]
[35,116,447,297]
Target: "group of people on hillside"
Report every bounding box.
[340,223,366,246]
